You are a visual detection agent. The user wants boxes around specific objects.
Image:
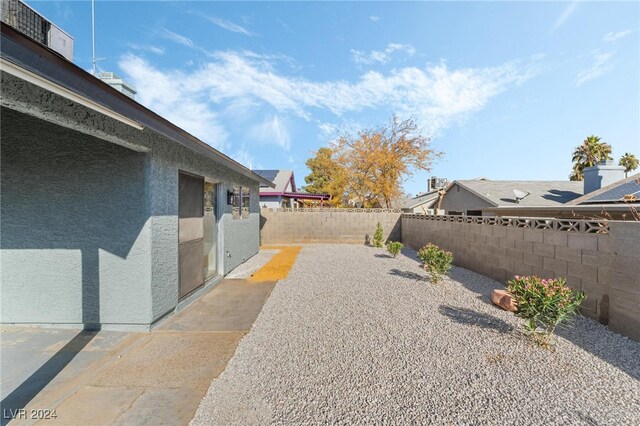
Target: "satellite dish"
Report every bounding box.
[513,189,530,203]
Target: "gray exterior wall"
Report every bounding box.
[440,183,494,215]
[1,109,152,327]
[1,73,260,329]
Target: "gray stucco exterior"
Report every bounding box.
[440,183,494,215]
[1,72,261,330]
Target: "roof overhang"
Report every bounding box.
[449,181,500,207]
[0,24,274,188]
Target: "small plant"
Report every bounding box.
[417,243,453,283]
[373,222,384,248]
[507,275,585,347]
[386,241,404,258]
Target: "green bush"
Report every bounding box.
[373,222,384,248]
[507,275,585,347]
[417,243,453,283]
[386,241,404,258]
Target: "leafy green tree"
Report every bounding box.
[619,153,639,177]
[570,135,613,181]
[373,222,384,248]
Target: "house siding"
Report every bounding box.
[1,108,152,327]
[440,183,495,215]
[0,73,261,329]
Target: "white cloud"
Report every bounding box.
[127,43,165,55]
[603,29,632,42]
[205,16,255,36]
[551,1,579,33]
[576,52,614,86]
[249,115,291,150]
[369,16,380,22]
[318,122,339,140]
[119,54,228,149]
[351,43,416,65]
[160,28,196,49]
[120,51,536,153]
[232,145,256,169]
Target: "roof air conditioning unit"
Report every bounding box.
[1,0,74,62]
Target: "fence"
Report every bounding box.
[402,214,640,340]
[260,208,402,245]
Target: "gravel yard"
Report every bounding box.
[191,244,640,425]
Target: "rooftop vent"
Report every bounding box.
[96,72,137,100]
[1,0,74,61]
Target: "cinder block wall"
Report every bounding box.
[402,215,640,341]
[260,209,402,244]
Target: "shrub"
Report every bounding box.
[417,243,453,283]
[507,275,585,346]
[373,222,384,248]
[386,241,404,258]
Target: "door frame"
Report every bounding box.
[204,176,224,280]
[178,170,205,299]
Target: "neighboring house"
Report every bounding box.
[253,169,330,208]
[488,170,640,220]
[401,190,440,213]
[1,21,274,330]
[439,178,584,216]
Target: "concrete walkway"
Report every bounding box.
[1,247,299,425]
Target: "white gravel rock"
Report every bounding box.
[225,249,279,279]
[191,244,640,425]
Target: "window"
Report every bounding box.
[232,186,251,220]
[232,186,241,220]
[242,187,250,219]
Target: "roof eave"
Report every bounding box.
[0,24,275,188]
[450,180,500,207]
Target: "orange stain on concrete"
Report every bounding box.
[249,246,302,283]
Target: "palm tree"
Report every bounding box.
[569,163,584,181]
[570,135,613,181]
[619,152,639,177]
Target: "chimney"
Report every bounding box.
[583,160,625,194]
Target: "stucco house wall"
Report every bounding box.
[0,72,261,329]
[1,108,152,327]
[440,183,495,215]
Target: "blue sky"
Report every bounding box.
[30,1,640,196]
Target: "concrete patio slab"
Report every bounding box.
[1,246,300,426]
[92,332,244,390]
[158,280,276,332]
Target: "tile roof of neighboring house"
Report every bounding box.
[253,170,295,193]
[402,191,440,210]
[455,180,584,207]
[567,173,640,205]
